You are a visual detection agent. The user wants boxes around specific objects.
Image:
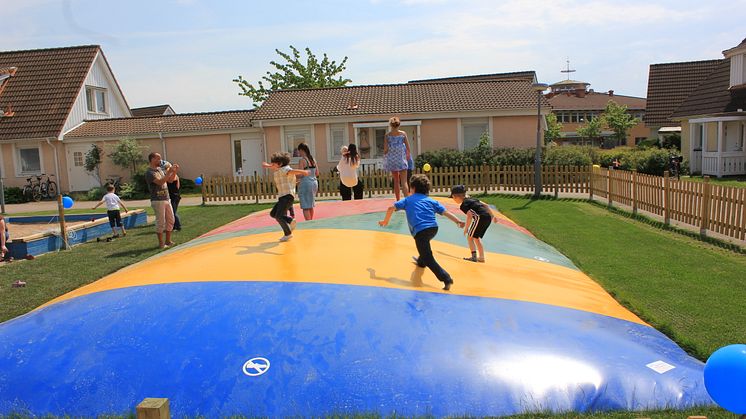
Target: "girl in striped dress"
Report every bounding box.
[383,116,411,200]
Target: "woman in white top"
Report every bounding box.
[337,144,363,200]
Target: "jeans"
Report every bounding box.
[170,195,181,229]
[413,227,452,284]
[270,194,294,236]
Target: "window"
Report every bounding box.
[85,86,108,114]
[283,125,312,157]
[328,124,348,161]
[462,118,489,150]
[73,151,84,167]
[17,146,41,174]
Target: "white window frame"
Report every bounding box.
[458,117,491,151]
[13,143,44,177]
[327,123,349,162]
[85,86,108,115]
[280,124,314,164]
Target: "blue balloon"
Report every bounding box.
[195,176,203,185]
[704,344,746,414]
[62,196,74,209]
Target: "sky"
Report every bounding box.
[3,0,745,113]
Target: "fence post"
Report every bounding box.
[253,171,259,204]
[589,165,594,200]
[481,164,488,195]
[663,171,670,225]
[136,398,170,419]
[553,164,559,199]
[200,173,206,205]
[699,176,711,237]
[607,168,613,207]
[631,170,638,215]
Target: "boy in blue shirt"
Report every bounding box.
[379,174,465,290]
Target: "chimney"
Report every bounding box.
[608,90,614,97]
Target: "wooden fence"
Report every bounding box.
[201,165,745,242]
[591,167,746,241]
[201,165,591,203]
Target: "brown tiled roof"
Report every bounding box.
[671,58,746,118]
[252,80,550,121]
[408,71,536,83]
[65,110,255,138]
[643,59,722,126]
[130,104,174,117]
[0,45,100,141]
[548,92,646,111]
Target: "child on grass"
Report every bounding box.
[379,174,465,290]
[262,152,309,242]
[92,184,129,237]
[449,185,499,263]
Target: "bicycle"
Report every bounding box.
[668,155,682,180]
[37,173,58,200]
[21,176,41,202]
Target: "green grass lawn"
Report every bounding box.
[0,203,269,323]
[682,175,746,188]
[481,195,746,361]
[2,197,745,418]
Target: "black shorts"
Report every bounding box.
[466,214,491,239]
[107,210,122,227]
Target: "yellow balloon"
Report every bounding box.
[423,163,432,172]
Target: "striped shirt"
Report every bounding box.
[273,165,296,197]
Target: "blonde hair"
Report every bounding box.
[389,116,401,129]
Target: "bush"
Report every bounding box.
[489,147,534,166]
[118,182,138,199]
[179,178,198,194]
[86,186,106,201]
[544,146,593,167]
[2,187,24,204]
[597,147,672,176]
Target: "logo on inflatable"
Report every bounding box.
[242,357,270,377]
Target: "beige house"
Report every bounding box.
[0,45,132,191]
[252,80,549,174]
[64,111,259,183]
[668,38,746,177]
[1,44,550,191]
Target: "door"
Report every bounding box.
[66,143,101,191]
[232,132,264,177]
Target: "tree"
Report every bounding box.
[108,137,146,177]
[577,116,603,145]
[233,46,351,106]
[84,143,103,183]
[544,113,563,144]
[602,101,639,147]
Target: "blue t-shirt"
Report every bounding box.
[393,193,445,236]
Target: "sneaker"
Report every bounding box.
[279,234,293,242]
[166,241,176,247]
[463,256,478,262]
[289,219,297,231]
[442,279,453,291]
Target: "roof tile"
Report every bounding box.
[0,45,99,141]
[252,80,549,121]
[65,110,254,138]
[643,59,722,126]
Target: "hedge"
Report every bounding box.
[414,145,679,176]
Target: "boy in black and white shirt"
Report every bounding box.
[450,185,498,263]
